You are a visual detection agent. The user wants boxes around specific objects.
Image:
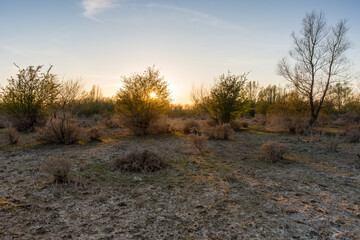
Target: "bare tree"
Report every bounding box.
[277,11,351,127]
[58,78,84,114]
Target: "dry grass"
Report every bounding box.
[205,118,218,127]
[101,116,121,128]
[87,126,104,141]
[229,120,248,132]
[346,130,360,143]
[260,141,289,163]
[4,126,19,144]
[147,115,171,135]
[188,134,208,153]
[206,123,233,140]
[266,114,307,134]
[42,157,72,182]
[35,116,80,144]
[325,138,341,152]
[183,119,201,134]
[111,150,169,172]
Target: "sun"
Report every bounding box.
[150,92,157,99]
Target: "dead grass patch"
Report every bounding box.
[111,150,169,172]
[147,115,171,135]
[260,141,289,163]
[183,119,201,134]
[205,123,233,140]
[42,157,72,183]
[188,134,208,154]
[4,126,19,144]
[87,126,104,141]
[346,130,360,143]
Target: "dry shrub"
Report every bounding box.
[252,114,266,126]
[42,157,72,182]
[346,130,360,143]
[35,115,80,144]
[147,115,171,135]
[260,141,289,163]
[111,150,169,172]
[230,120,248,131]
[324,136,341,152]
[188,134,208,153]
[229,121,241,132]
[79,120,91,128]
[0,116,8,129]
[266,114,307,134]
[205,118,218,127]
[87,126,104,141]
[101,116,121,128]
[206,123,233,140]
[183,119,201,134]
[4,126,19,144]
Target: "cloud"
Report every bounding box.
[147,3,244,32]
[81,0,118,21]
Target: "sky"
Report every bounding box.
[0,0,359,104]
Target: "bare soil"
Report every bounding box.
[0,126,359,239]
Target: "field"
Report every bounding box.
[0,120,360,239]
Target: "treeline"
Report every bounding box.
[243,81,358,117]
[0,64,359,132]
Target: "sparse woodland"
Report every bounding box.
[0,11,359,239]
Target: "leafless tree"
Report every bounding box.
[58,78,84,114]
[277,11,351,127]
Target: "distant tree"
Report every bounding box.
[116,66,171,135]
[57,79,84,115]
[278,11,351,127]
[255,85,284,115]
[245,81,260,117]
[193,71,249,124]
[329,81,352,114]
[0,64,59,131]
[72,85,114,116]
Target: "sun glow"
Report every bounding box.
[150,92,157,99]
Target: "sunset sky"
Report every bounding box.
[1,0,359,104]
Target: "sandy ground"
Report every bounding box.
[0,126,359,239]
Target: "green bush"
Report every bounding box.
[115,66,171,135]
[0,65,59,131]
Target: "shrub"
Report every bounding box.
[324,136,341,152]
[111,150,168,172]
[260,141,289,163]
[42,157,72,182]
[241,121,249,128]
[147,115,171,135]
[4,126,19,144]
[192,71,250,124]
[206,123,233,140]
[346,130,360,143]
[205,117,218,127]
[229,120,242,132]
[0,65,59,131]
[101,116,121,128]
[0,116,7,129]
[266,114,307,134]
[183,119,201,134]
[188,134,208,153]
[35,114,80,144]
[87,126,104,141]
[116,66,171,135]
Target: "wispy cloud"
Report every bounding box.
[1,45,72,58]
[81,0,118,21]
[147,3,244,32]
